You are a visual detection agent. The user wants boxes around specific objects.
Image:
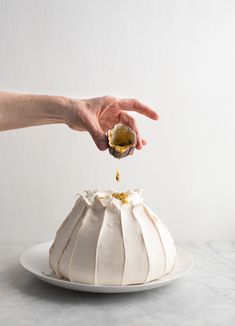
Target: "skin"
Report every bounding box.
[0,91,159,151]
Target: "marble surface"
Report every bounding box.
[0,242,235,326]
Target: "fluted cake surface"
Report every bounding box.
[49,189,177,285]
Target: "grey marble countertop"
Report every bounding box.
[0,242,234,326]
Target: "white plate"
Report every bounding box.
[20,241,193,293]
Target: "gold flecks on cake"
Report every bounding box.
[116,169,120,182]
[112,192,129,204]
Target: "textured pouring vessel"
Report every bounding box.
[49,189,177,286]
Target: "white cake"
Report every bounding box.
[49,189,177,286]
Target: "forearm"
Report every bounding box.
[0,91,158,151]
[0,91,71,131]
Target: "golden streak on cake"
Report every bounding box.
[115,169,120,182]
[112,192,129,204]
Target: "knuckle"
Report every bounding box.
[103,95,116,103]
[128,115,135,124]
[132,98,139,106]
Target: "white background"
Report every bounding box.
[0,0,235,244]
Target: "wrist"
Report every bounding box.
[47,95,80,127]
[22,94,71,126]
[61,97,84,130]
[53,96,72,125]
[29,94,83,128]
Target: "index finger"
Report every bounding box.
[118,98,159,120]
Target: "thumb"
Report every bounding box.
[88,124,108,151]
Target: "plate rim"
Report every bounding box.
[20,241,194,292]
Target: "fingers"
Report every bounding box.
[89,114,146,152]
[91,131,108,151]
[86,121,108,151]
[118,98,159,120]
[142,138,147,146]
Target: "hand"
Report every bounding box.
[67,96,159,151]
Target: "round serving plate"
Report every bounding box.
[20,241,193,293]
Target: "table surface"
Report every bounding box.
[0,241,234,326]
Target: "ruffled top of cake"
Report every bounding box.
[80,189,143,208]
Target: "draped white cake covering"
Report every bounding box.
[49,189,177,286]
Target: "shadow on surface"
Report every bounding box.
[6,262,178,305]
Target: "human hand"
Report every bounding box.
[67,96,159,151]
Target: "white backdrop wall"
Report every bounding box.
[0,0,235,243]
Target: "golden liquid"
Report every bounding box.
[116,169,120,182]
[114,168,128,203]
[112,192,128,204]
